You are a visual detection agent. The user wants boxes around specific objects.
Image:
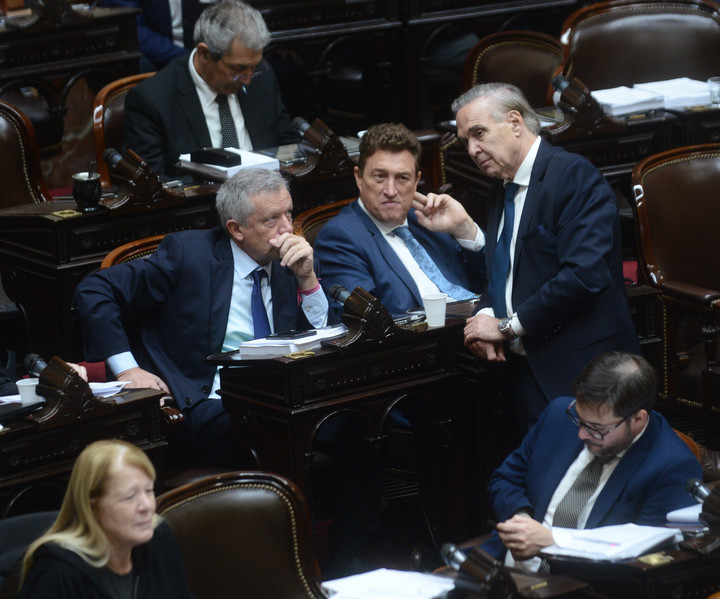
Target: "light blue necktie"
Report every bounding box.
[488,182,519,318]
[393,226,475,301]
[251,268,271,339]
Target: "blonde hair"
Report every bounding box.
[22,440,157,579]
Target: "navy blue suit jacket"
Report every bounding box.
[124,56,299,175]
[313,200,485,316]
[75,227,315,410]
[483,396,702,559]
[481,139,639,400]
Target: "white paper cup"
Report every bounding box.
[709,76,720,107]
[421,292,448,328]
[16,377,41,405]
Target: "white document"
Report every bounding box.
[323,568,455,599]
[178,148,279,180]
[667,503,703,524]
[634,77,711,109]
[591,86,664,116]
[543,523,681,560]
[235,324,347,359]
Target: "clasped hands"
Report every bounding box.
[497,514,555,561]
[464,313,506,362]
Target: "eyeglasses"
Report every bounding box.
[566,399,632,441]
[217,56,266,80]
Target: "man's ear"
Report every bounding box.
[226,220,244,244]
[353,165,362,189]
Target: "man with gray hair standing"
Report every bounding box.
[75,168,328,467]
[453,83,639,431]
[123,0,298,175]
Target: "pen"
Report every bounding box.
[214,348,241,357]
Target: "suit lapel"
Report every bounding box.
[352,203,423,307]
[209,233,234,353]
[177,61,212,148]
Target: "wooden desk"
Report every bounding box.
[213,318,484,545]
[0,187,218,360]
[0,388,166,517]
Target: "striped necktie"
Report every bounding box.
[216,94,239,148]
[488,182,518,318]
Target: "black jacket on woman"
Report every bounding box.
[17,521,194,599]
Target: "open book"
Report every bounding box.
[543,523,681,561]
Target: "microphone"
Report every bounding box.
[24,353,48,378]
[102,148,142,181]
[292,117,311,136]
[688,478,712,502]
[329,284,352,305]
[441,543,466,570]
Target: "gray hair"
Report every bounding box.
[193,0,270,56]
[216,168,289,226]
[451,83,541,136]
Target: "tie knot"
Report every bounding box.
[252,268,267,284]
[216,93,230,106]
[504,182,519,202]
[393,225,412,242]
[594,454,615,466]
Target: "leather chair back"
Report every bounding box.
[156,471,326,599]
[100,234,167,269]
[559,0,720,90]
[293,198,354,246]
[462,30,564,107]
[92,72,154,189]
[632,143,720,292]
[0,101,51,209]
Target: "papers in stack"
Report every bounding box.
[323,568,455,599]
[178,148,279,180]
[590,86,664,117]
[234,324,347,359]
[634,78,711,110]
[542,523,681,561]
[666,503,705,528]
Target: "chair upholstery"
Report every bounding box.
[631,143,720,411]
[100,233,167,269]
[0,100,51,209]
[156,471,327,599]
[559,0,720,90]
[461,30,564,107]
[293,198,354,246]
[92,72,154,190]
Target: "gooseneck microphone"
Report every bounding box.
[329,284,352,306]
[688,478,712,502]
[441,543,467,570]
[291,117,311,136]
[23,353,48,378]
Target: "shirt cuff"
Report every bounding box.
[106,352,139,377]
[455,223,485,251]
[510,313,526,337]
[300,287,329,328]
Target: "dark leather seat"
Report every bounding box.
[559,0,720,90]
[156,471,326,599]
[0,100,51,209]
[461,30,564,107]
[631,143,720,413]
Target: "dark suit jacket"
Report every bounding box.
[75,227,315,409]
[483,396,702,559]
[124,55,298,174]
[99,0,191,70]
[480,139,639,399]
[313,200,485,316]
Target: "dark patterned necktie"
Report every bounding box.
[392,225,475,301]
[488,182,519,318]
[216,94,239,148]
[552,454,615,528]
[251,268,271,339]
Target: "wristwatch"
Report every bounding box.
[497,317,518,340]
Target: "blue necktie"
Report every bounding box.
[251,268,271,339]
[393,226,475,301]
[488,182,519,318]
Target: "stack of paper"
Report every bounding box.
[635,78,711,109]
[323,568,455,599]
[236,324,347,359]
[591,86,664,116]
[178,148,279,180]
[543,523,681,560]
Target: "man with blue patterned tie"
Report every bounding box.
[314,123,486,317]
[75,168,329,467]
[455,83,639,430]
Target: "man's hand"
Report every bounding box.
[497,514,554,561]
[466,339,505,362]
[117,367,169,393]
[67,362,88,383]
[270,232,318,290]
[413,191,478,241]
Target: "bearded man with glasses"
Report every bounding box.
[479,351,701,572]
[124,0,298,175]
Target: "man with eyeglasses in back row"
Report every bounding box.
[479,351,701,572]
[123,0,298,175]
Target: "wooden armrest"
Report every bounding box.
[660,281,720,307]
[160,404,185,434]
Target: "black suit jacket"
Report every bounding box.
[123,55,298,174]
